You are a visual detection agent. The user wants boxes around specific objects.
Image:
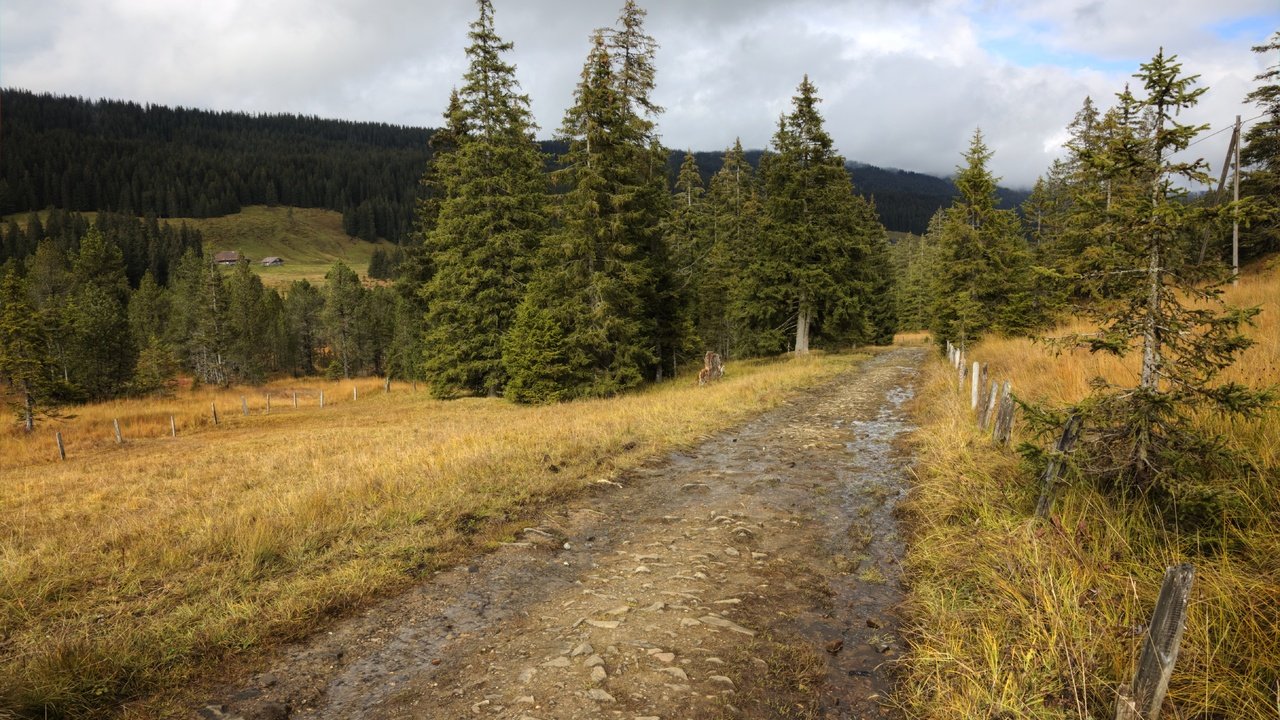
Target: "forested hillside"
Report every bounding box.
[1,88,1025,238]
[0,89,428,242]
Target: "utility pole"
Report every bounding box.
[1232,114,1241,285]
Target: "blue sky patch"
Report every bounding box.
[981,36,1138,73]
[1208,14,1280,41]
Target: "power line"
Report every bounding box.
[1184,111,1269,150]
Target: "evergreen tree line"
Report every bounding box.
[400,0,896,403]
[0,236,402,426]
[894,39,1279,524]
[1,209,204,287]
[892,34,1280,341]
[1,89,1028,240]
[0,89,427,241]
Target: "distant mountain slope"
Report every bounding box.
[2,89,1027,239]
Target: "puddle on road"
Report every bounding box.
[795,361,919,718]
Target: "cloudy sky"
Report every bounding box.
[2,0,1277,187]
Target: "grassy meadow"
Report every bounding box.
[898,258,1280,718]
[184,206,395,287]
[1,352,860,718]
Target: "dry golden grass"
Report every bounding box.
[898,258,1280,718]
[1,353,860,718]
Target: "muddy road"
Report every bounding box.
[204,346,925,720]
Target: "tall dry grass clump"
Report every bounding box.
[1,353,858,718]
[898,259,1280,718]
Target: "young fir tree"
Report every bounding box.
[707,139,765,357]
[1239,31,1280,260]
[0,265,51,429]
[168,249,232,386]
[419,0,547,397]
[505,5,668,402]
[754,76,890,354]
[1030,50,1272,510]
[65,226,135,399]
[662,150,708,362]
[928,128,1039,349]
[322,262,366,379]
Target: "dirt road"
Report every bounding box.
[204,346,925,720]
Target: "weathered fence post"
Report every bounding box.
[353,386,358,402]
[970,361,981,409]
[993,382,1015,444]
[241,396,248,416]
[1034,414,1082,518]
[1115,564,1196,720]
[113,418,123,445]
[266,393,271,414]
[212,402,219,425]
[981,381,998,430]
[384,375,392,393]
[319,390,325,408]
[170,415,177,437]
[293,391,298,409]
[55,431,66,460]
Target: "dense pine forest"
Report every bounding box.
[0,89,1025,242]
[1,0,1276,425]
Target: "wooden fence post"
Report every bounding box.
[55,431,66,460]
[113,418,123,445]
[293,391,298,409]
[384,375,391,393]
[1115,564,1195,720]
[980,380,997,429]
[241,396,248,416]
[994,382,1015,444]
[170,415,177,437]
[212,402,219,425]
[971,361,981,409]
[1034,414,1082,518]
[353,386,358,402]
[266,393,271,414]
[319,390,325,408]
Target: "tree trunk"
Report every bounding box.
[1140,239,1161,391]
[795,298,811,355]
[24,391,34,432]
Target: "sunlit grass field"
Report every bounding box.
[1,352,861,718]
[898,258,1280,718]
[185,205,395,287]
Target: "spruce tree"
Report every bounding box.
[65,227,135,399]
[661,151,707,364]
[928,128,1039,349]
[755,76,888,353]
[707,139,765,357]
[505,8,666,401]
[1032,50,1273,510]
[419,0,548,397]
[0,266,51,429]
[1239,31,1280,260]
[322,262,366,379]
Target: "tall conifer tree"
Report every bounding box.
[419,0,547,397]
[755,76,888,353]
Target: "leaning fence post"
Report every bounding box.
[212,402,219,425]
[113,418,123,445]
[980,380,998,429]
[1115,564,1195,720]
[384,375,392,393]
[241,396,249,416]
[293,391,298,409]
[266,393,271,414]
[1034,414,1082,518]
[55,431,66,460]
[170,415,177,437]
[319,390,325,408]
[353,385,358,402]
